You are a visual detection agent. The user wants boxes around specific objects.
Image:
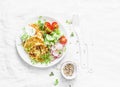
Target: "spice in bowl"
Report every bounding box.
[61,61,77,80]
[63,63,74,76]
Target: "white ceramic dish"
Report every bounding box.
[61,61,77,80]
[16,16,68,68]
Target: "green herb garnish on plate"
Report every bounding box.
[54,79,59,86]
[21,33,31,42]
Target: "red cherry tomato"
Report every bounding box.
[59,36,67,45]
[45,22,51,27]
[52,22,58,29]
[48,25,54,31]
[45,22,54,32]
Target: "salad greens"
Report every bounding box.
[31,58,38,64]
[37,20,44,30]
[44,29,62,46]
[21,33,31,42]
[41,52,53,64]
[21,17,67,64]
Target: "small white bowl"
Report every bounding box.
[61,61,77,80]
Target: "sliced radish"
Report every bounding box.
[51,50,62,59]
[50,43,64,59]
[51,43,63,51]
[51,45,56,51]
[55,43,63,50]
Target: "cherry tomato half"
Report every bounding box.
[59,36,67,45]
[45,22,54,33]
[52,22,58,29]
[45,22,51,27]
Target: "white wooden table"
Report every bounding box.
[0,0,120,87]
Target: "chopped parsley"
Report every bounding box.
[59,51,62,54]
[39,16,42,19]
[54,79,59,86]
[22,27,26,31]
[21,27,31,42]
[66,20,72,24]
[37,20,44,30]
[41,52,53,64]
[31,58,37,64]
[70,32,74,37]
[49,72,54,76]
[21,33,31,42]
[43,18,46,22]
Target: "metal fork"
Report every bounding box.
[72,14,89,69]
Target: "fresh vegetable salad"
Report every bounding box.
[21,17,67,64]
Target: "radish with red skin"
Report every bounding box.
[50,43,64,59]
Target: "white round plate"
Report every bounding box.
[16,16,68,68]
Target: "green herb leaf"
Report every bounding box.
[58,50,63,54]
[21,33,31,42]
[37,20,44,30]
[22,27,26,31]
[66,20,72,24]
[41,52,53,64]
[49,72,54,76]
[53,29,60,35]
[31,58,37,64]
[70,32,74,37]
[39,16,42,19]
[54,79,59,86]
[43,18,46,22]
